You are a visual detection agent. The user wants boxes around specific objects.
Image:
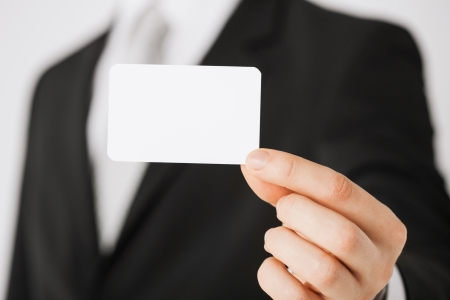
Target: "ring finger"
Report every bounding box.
[264,226,361,299]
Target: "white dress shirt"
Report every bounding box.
[87,0,406,298]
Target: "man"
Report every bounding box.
[7,0,450,299]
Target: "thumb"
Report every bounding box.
[241,164,291,206]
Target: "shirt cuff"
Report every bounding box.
[386,265,407,300]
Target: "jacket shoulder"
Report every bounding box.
[287,0,420,59]
[36,33,107,95]
[294,1,412,38]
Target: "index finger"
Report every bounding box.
[243,149,399,242]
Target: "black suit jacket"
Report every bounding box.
[8,0,450,299]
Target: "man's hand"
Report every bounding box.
[241,149,407,300]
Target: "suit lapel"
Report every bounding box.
[111,0,285,259]
[201,0,286,68]
[47,34,107,255]
[55,33,108,269]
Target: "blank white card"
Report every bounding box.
[108,64,261,164]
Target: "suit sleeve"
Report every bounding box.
[315,23,450,299]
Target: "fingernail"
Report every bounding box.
[246,150,269,170]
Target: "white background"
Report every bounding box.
[0,0,449,298]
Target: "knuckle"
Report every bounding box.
[276,194,297,223]
[257,257,277,283]
[333,222,360,254]
[284,156,300,184]
[314,253,340,288]
[328,172,353,203]
[264,227,287,250]
[258,258,308,300]
[379,265,394,284]
[392,221,408,248]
